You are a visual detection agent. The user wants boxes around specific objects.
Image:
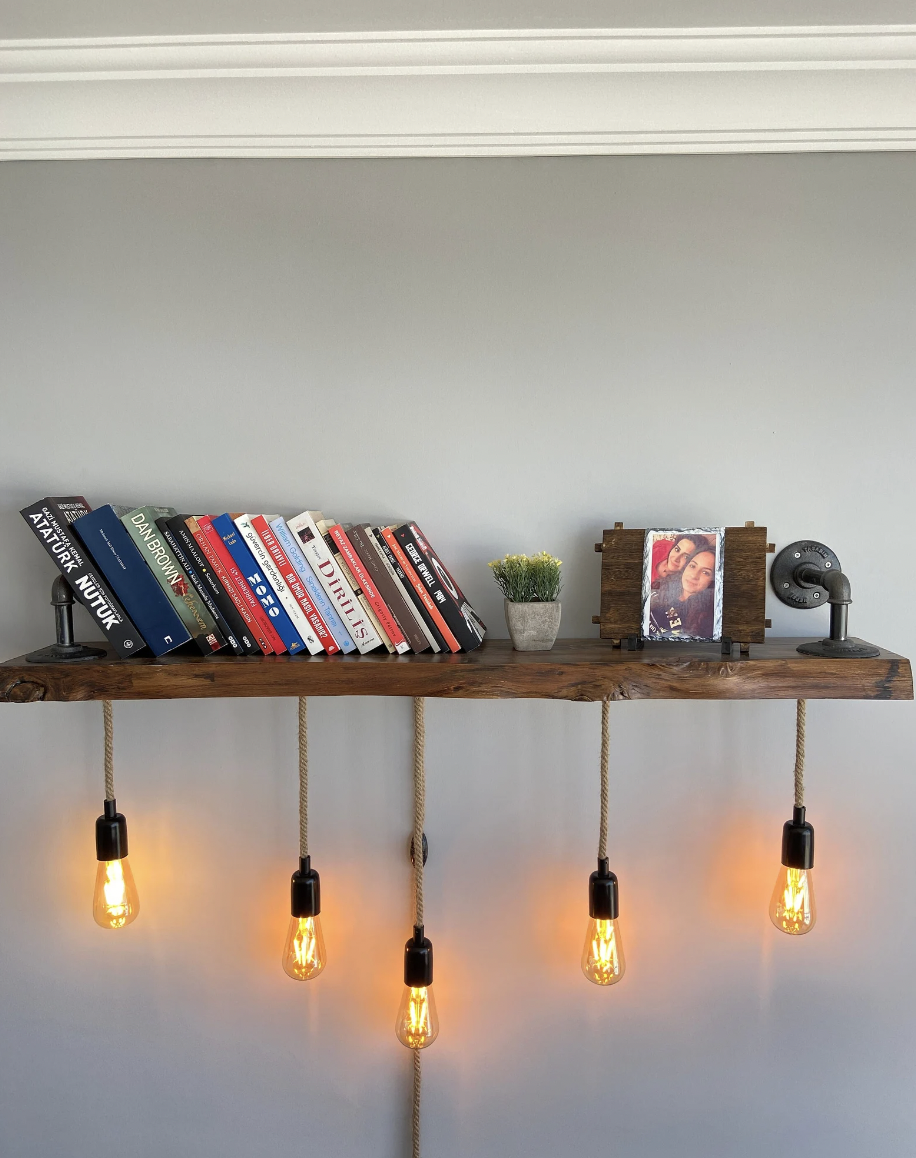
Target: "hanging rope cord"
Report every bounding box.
[411,696,426,1158]
[103,699,115,801]
[794,699,806,809]
[598,700,610,861]
[298,697,309,859]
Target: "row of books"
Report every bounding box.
[21,498,487,659]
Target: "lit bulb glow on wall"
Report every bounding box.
[770,806,816,936]
[397,926,438,1049]
[93,798,139,929]
[582,858,625,986]
[283,857,326,979]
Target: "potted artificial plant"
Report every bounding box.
[488,552,563,651]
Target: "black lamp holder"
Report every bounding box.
[588,857,619,921]
[290,856,321,919]
[770,540,880,658]
[26,575,106,664]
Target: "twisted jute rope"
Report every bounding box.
[412,696,426,1158]
[794,699,806,809]
[103,699,115,801]
[599,700,610,861]
[298,697,308,859]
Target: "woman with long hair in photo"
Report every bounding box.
[650,533,703,588]
[649,541,717,638]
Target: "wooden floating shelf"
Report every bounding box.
[0,638,910,704]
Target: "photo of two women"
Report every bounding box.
[643,529,723,641]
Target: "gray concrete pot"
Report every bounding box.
[504,599,561,651]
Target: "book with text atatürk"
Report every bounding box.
[192,516,278,654]
[121,506,227,655]
[20,497,147,658]
[155,516,247,656]
[394,523,486,652]
[285,510,383,654]
[72,505,191,656]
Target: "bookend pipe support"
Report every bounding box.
[770,540,880,658]
[25,576,106,664]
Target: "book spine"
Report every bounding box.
[212,514,306,655]
[195,516,280,654]
[394,524,486,652]
[166,516,260,655]
[320,526,394,653]
[410,523,488,634]
[19,498,147,658]
[269,518,356,654]
[250,516,339,655]
[234,515,321,655]
[370,528,443,652]
[381,526,461,652]
[156,518,245,655]
[285,511,383,654]
[328,524,410,653]
[347,524,431,653]
[71,506,191,656]
[120,508,227,655]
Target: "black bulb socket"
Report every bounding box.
[95,798,128,862]
[403,924,434,988]
[589,857,619,920]
[781,806,815,870]
[290,856,321,918]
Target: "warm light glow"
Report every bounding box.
[282,915,327,980]
[581,917,626,985]
[93,857,139,929]
[395,985,439,1049]
[769,866,816,935]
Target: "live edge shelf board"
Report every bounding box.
[0,639,911,704]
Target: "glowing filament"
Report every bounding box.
[282,915,326,980]
[581,918,626,986]
[769,867,816,935]
[396,985,439,1049]
[93,857,139,929]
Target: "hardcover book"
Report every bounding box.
[164,515,260,655]
[212,513,306,655]
[20,497,147,658]
[285,511,383,654]
[327,523,411,653]
[121,506,227,655]
[234,514,323,655]
[72,505,191,656]
[347,524,431,653]
[155,517,247,655]
[394,523,486,652]
[370,527,445,652]
[269,517,356,654]
[379,526,461,652]
[193,516,279,654]
[250,516,339,655]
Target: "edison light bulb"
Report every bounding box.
[582,857,625,986]
[581,916,626,985]
[395,984,439,1050]
[93,856,139,929]
[770,806,816,936]
[282,915,327,980]
[769,866,816,935]
[93,798,139,929]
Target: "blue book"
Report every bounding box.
[270,516,357,654]
[72,505,191,656]
[211,514,306,655]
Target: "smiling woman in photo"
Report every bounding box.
[645,533,721,640]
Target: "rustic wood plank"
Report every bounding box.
[721,525,768,644]
[0,639,910,703]
[598,528,644,639]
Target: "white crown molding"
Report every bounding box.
[2,26,916,159]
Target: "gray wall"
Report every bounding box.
[1,155,914,1158]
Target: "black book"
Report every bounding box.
[161,516,260,656]
[20,497,148,658]
[393,523,486,652]
[371,528,448,652]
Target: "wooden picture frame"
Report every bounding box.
[592,522,774,654]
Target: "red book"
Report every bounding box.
[195,515,287,655]
[186,516,273,655]
[250,516,340,656]
[327,523,410,653]
[380,526,461,652]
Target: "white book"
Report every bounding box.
[316,516,396,654]
[234,514,323,655]
[285,510,384,654]
[366,527,441,653]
